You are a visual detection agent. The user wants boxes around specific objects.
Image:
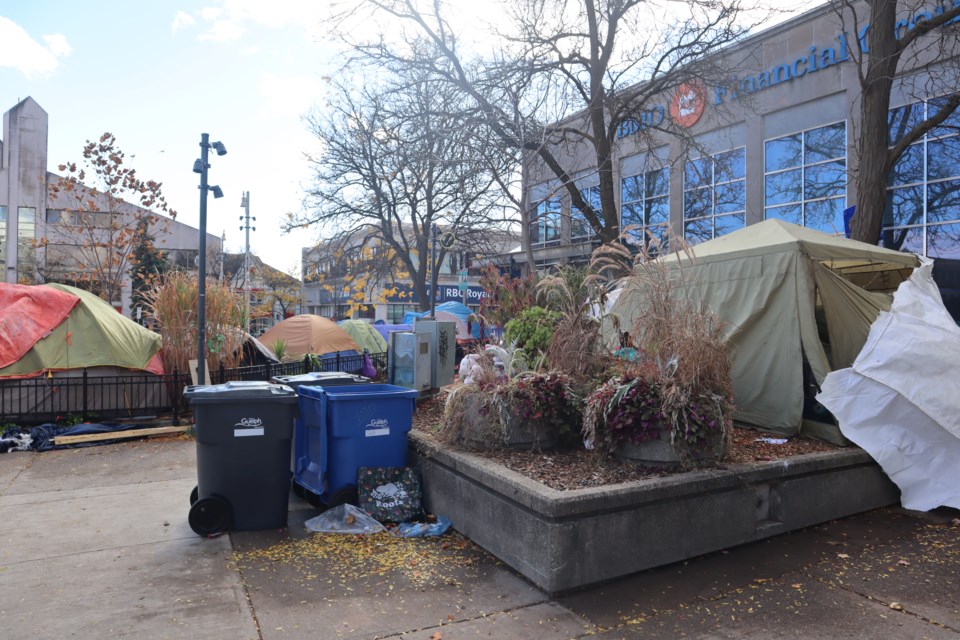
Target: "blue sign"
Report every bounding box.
[843,205,856,238]
[385,284,486,305]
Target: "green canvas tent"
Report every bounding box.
[0,283,162,378]
[606,219,919,444]
[338,320,388,353]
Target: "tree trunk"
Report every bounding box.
[851,0,900,245]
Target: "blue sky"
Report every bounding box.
[1,1,333,276]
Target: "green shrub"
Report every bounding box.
[503,306,562,361]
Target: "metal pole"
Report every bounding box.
[197,133,210,385]
[242,191,251,334]
[430,223,438,318]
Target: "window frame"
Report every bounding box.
[763,120,848,234]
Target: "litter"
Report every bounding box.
[755,437,789,445]
[393,515,453,538]
[305,504,386,534]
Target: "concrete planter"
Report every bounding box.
[445,385,559,450]
[498,404,559,450]
[411,431,900,594]
[615,435,680,469]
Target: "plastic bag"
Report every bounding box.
[359,467,422,523]
[393,515,453,538]
[304,504,386,534]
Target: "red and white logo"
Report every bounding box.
[670,82,706,128]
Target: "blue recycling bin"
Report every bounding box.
[273,372,372,478]
[295,384,419,506]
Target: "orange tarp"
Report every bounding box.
[0,283,80,369]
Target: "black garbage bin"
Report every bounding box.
[183,381,297,536]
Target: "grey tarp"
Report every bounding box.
[606,219,919,443]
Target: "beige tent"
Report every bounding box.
[259,314,359,359]
[607,219,919,444]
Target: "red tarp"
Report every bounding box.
[0,283,80,369]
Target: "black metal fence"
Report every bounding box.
[0,352,389,427]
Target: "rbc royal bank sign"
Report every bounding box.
[385,284,487,305]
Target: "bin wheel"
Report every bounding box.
[190,485,199,506]
[292,482,306,498]
[189,495,231,536]
[328,485,358,508]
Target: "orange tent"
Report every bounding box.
[259,314,359,359]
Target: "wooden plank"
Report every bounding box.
[52,425,189,445]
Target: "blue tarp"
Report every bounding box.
[372,323,412,343]
[402,301,483,339]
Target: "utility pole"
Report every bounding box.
[239,191,255,334]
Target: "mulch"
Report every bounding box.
[412,391,841,492]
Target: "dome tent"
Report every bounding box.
[0,283,163,378]
[259,314,359,360]
[337,319,388,353]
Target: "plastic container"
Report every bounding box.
[295,384,419,506]
[273,372,372,484]
[183,381,297,535]
[271,371,371,391]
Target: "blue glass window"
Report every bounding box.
[620,165,670,252]
[764,122,847,232]
[531,198,561,245]
[683,148,745,243]
[885,97,960,256]
[573,186,599,241]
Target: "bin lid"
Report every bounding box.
[183,380,297,403]
[298,383,419,401]
[272,372,370,387]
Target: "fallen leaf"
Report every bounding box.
[837,553,850,559]
[890,602,904,611]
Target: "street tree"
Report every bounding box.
[834,0,960,246]
[346,0,754,245]
[42,133,176,309]
[249,262,302,326]
[288,47,513,312]
[129,219,170,324]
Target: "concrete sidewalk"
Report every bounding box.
[1,439,957,639]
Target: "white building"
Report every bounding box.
[1,97,221,313]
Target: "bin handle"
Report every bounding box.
[320,390,328,497]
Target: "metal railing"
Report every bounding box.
[0,352,389,427]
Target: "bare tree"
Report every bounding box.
[288,47,513,311]
[834,0,960,245]
[345,0,753,245]
[41,133,176,308]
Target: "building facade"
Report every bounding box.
[1,97,221,314]
[301,229,517,323]
[522,2,960,313]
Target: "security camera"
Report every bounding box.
[192,159,204,174]
[212,141,227,156]
[211,185,224,199]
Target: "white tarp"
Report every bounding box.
[817,259,960,511]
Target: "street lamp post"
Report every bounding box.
[193,133,227,385]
